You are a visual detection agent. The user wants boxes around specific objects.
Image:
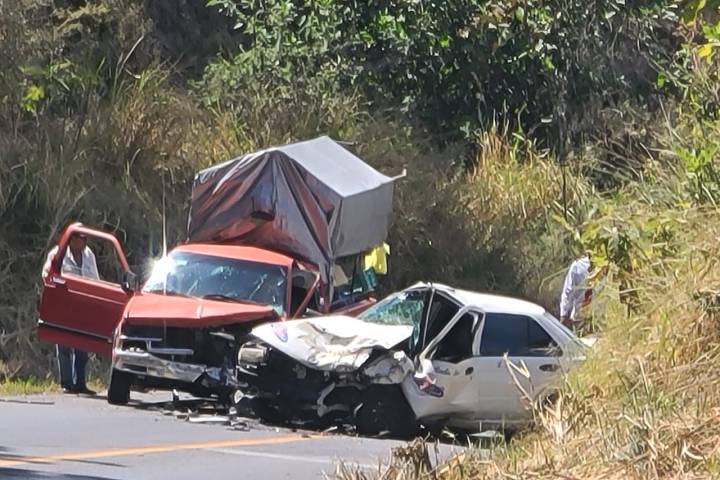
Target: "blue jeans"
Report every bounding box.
[56,345,88,390]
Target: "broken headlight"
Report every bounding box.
[238,342,269,365]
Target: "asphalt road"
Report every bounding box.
[0,391,463,480]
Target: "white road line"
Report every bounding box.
[205,447,377,469]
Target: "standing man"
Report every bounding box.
[559,253,591,328]
[42,232,99,394]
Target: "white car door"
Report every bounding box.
[403,307,484,422]
[475,313,565,424]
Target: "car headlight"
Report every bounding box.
[238,342,269,365]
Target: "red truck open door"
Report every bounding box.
[37,223,136,357]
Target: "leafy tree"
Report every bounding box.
[205,0,679,147]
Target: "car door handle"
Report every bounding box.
[465,367,474,375]
[51,276,66,285]
[539,363,559,372]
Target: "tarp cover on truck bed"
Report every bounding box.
[187,136,395,283]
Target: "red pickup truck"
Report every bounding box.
[39,223,376,404]
[38,136,396,405]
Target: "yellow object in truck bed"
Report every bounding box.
[363,243,390,275]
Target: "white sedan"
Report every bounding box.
[235,283,587,435]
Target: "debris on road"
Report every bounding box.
[187,414,231,424]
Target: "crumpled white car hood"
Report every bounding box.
[251,316,414,372]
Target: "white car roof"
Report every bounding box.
[409,282,546,316]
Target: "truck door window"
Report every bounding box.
[60,236,125,285]
[290,266,316,316]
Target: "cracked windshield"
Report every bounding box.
[143,252,287,315]
[357,290,425,327]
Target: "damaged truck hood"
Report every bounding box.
[125,293,277,327]
[251,317,413,372]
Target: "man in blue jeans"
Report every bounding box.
[42,232,99,394]
[55,347,91,394]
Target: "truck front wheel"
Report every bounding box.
[107,369,132,405]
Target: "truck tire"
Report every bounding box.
[355,386,419,438]
[107,369,132,405]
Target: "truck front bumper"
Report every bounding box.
[113,349,237,387]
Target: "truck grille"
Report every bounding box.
[120,324,245,367]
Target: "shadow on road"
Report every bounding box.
[0,468,118,480]
[0,452,123,469]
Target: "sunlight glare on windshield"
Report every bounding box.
[146,255,174,287]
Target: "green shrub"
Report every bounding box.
[205,0,680,149]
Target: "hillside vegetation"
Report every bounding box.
[1,1,720,476]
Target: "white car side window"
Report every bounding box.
[479,313,561,357]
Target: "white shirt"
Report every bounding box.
[559,256,590,321]
[43,245,100,280]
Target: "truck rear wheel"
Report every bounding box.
[107,369,132,405]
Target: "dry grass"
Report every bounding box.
[0,376,56,396]
[377,120,596,310]
[486,209,720,479]
[0,374,107,396]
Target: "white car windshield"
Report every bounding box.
[143,251,287,315]
[356,290,426,327]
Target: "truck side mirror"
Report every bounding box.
[121,271,139,293]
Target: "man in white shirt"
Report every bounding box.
[42,232,99,394]
[559,254,591,328]
[43,234,100,280]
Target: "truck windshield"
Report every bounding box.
[143,252,287,315]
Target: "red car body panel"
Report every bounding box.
[123,293,276,328]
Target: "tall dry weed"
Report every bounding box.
[0,64,213,377]
[340,206,720,480]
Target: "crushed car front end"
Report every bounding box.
[234,283,590,436]
[234,315,416,430]
[236,340,368,424]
